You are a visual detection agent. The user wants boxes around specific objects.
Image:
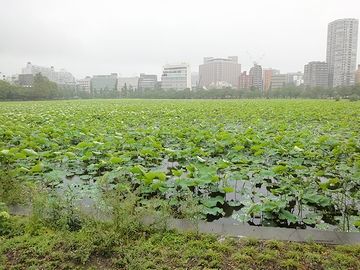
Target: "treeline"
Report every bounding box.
[1,75,360,101]
[0,74,87,100]
[122,85,360,100]
[268,85,360,100]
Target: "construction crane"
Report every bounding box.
[246,51,265,66]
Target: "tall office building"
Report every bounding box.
[161,63,191,90]
[249,63,263,90]
[304,61,329,88]
[263,68,280,93]
[199,56,241,89]
[138,73,158,90]
[326,18,359,87]
[238,71,250,90]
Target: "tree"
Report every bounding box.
[31,73,58,99]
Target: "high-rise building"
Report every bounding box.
[304,61,329,88]
[76,77,92,93]
[326,18,359,87]
[263,68,280,93]
[199,56,241,89]
[161,63,191,90]
[249,63,263,90]
[21,62,75,85]
[238,71,250,90]
[355,65,360,85]
[117,77,139,91]
[91,74,118,94]
[138,73,158,90]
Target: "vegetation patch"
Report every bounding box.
[1,99,359,231]
[1,214,360,269]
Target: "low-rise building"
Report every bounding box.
[271,74,287,90]
[77,76,92,92]
[285,72,304,86]
[138,73,158,90]
[21,62,75,85]
[18,74,34,87]
[304,61,329,88]
[91,73,117,94]
[117,77,139,91]
[161,63,191,90]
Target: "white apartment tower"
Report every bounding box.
[326,18,359,87]
[161,63,191,90]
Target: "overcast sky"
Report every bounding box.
[0,0,359,78]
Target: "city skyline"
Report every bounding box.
[7,16,360,92]
[1,0,360,78]
[327,18,359,87]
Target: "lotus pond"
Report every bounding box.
[0,99,359,231]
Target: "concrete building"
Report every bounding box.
[55,69,76,85]
[271,74,287,90]
[355,65,360,85]
[161,63,191,90]
[249,63,263,90]
[239,71,250,90]
[191,72,199,89]
[18,74,34,87]
[263,68,280,93]
[304,61,329,88]
[76,77,92,93]
[21,62,75,85]
[117,77,139,91]
[91,74,117,94]
[22,62,54,79]
[286,72,304,86]
[2,74,18,85]
[199,56,241,89]
[327,18,359,87]
[138,73,158,90]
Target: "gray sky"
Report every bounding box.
[0,0,359,78]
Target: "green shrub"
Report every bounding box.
[27,190,83,234]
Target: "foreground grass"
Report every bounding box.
[1,216,359,270]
